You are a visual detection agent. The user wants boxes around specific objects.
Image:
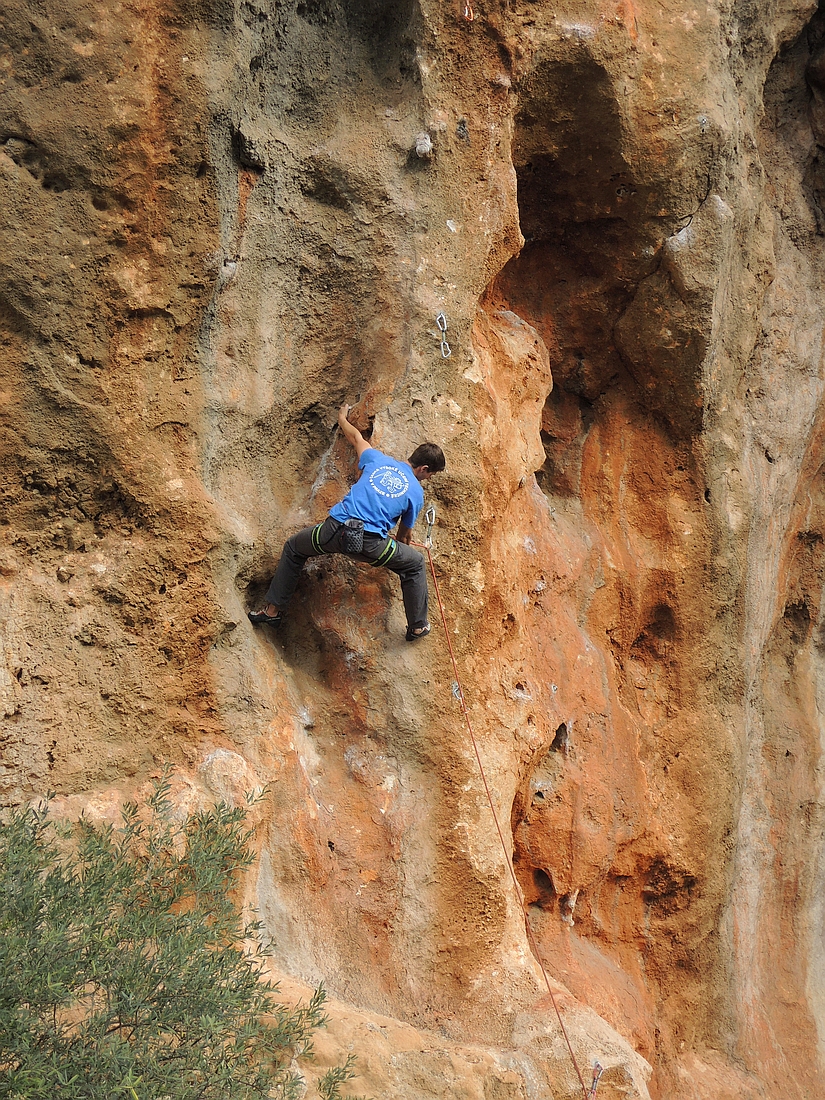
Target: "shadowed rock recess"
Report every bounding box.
[4,0,825,1095]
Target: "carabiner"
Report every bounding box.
[424,504,436,548]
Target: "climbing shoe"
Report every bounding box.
[406,623,431,642]
[248,609,283,627]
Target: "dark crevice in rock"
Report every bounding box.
[549,722,570,754]
[534,386,594,497]
[494,51,714,448]
[805,2,825,231]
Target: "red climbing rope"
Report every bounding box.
[416,538,593,1100]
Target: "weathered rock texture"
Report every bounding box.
[3,0,825,1095]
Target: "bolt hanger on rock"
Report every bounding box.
[415,132,433,158]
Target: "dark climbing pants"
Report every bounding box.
[264,516,429,631]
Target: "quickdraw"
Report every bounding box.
[435,312,452,358]
[589,1062,604,1098]
[424,504,436,548]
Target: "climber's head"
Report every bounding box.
[408,442,446,482]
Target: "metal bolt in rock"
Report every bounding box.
[415,132,433,158]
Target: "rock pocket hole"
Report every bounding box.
[631,604,676,659]
[42,172,71,193]
[531,867,556,909]
[550,722,570,753]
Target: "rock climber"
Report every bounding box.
[248,402,446,641]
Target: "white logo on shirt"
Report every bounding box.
[370,465,409,498]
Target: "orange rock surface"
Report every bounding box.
[3,0,825,1095]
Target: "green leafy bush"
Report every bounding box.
[0,779,362,1100]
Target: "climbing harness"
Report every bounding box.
[371,537,397,568]
[310,523,331,553]
[588,1061,604,1098]
[415,512,594,1100]
[435,311,452,358]
[311,518,364,555]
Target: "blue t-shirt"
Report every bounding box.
[330,448,424,538]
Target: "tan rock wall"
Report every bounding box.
[3,0,825,1096]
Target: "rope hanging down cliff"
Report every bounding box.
[416,512,597,1100]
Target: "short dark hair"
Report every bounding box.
[408,443,446,473]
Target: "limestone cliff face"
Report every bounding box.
[3,0,825,1096]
